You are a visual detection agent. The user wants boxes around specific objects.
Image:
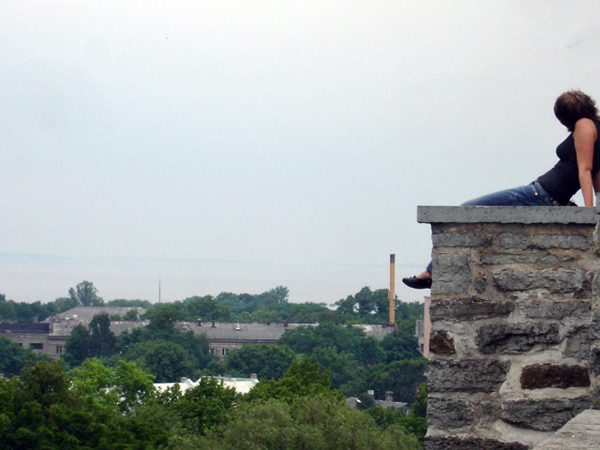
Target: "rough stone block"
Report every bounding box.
[432,233,494,248]
[498,233,528,249]
[432,254,472,295]
[429,297,514,322]
[425,436,529,450]
[475,322,560,354]
[481,252,540,265]
[501,397,591,431]
[589,345,600,376]
[590,310,600,340]
[474,275,487,294]
[541,254,559,264]
[427,397,474,428]
[594,221,600,255]
[530,234,589,250]
[494,268,586,293]
[429,331,456,355]
[520,364,590,389]
[564,325,590,359]
[589,386,600,409]
[519,298,590,320]
[428,359,510,393]
[592,271,600,304]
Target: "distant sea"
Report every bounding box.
[0,253,426,305]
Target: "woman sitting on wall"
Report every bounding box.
[403,90,600,290]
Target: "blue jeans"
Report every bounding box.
[424,181,555,272]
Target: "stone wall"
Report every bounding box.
[417,204,599,449]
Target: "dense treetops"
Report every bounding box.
[2,281,426,400]
[1,281,428,446]
[0,357,423,450]
[1,282,423,325]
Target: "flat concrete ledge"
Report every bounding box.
[417,205,598,225]
[533,409,600,449]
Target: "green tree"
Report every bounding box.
[366,358,428,404]
[52,296,80,313]
[203,395,421,450]
[125,340,192,382]
[122,308,140,321]
[69,280,104,306]
[364,382,428,444]
[214,286,293,321]
[144,303,186,335]
[223,343,295,380]
[174,376,238,435]
[335,287,392,323]
[1,360,105,450]
[356,336,386,367]
[0,337,31,377]
[246,357,342,404]
[410,382,427,418]
[0,295,16,321]
[279,323,367,360]
[311,346,366,395]
[380,330,422,363]
[118,324,214,377]
[70,358,120,410]
[114,360,156,412]
[0,299,55,323]
[106,299,152,308]
[62,323,92,367]
[183,295,230,322]
[70,358,156,413]
[89,312,117,357]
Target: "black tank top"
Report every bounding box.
[537,121,600,205]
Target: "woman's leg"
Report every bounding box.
[462,182,553,207]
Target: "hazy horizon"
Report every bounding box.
[1,252,425,305]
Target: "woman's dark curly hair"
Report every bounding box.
[554,90,599,132]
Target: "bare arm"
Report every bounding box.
[574,118,598,207]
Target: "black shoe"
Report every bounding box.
[402,276,432,290]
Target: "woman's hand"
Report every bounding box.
[574,118,598,206]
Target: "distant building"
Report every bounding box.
[1,306,397,359]
[53,306,145,322]
[0,306,147,358]
[346,390,408,413]
[0,322,52,354]
[177,321,396,357]
[154,374,259,395]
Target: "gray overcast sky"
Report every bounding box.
[2,1,600,305]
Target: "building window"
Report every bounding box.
[56,345,63,355]
[30,343,43,350]
[221,348,229,357]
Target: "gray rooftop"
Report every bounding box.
[0,323,50,333]
[50,319,148,337]
[177,322,396,343]
[53,306,146,321]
